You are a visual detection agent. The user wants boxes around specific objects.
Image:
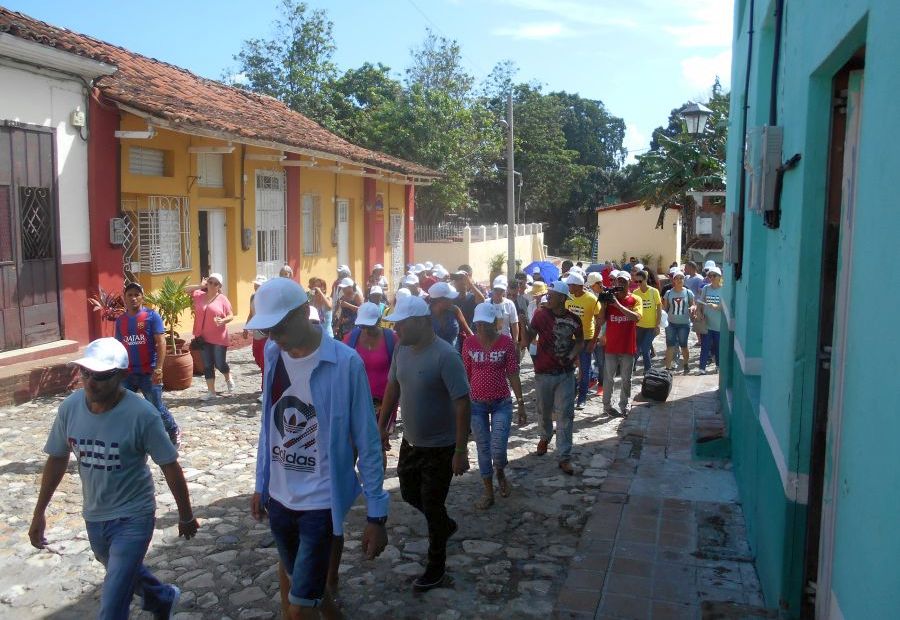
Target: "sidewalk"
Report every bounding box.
[555,371,775,620]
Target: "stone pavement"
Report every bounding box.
[0,336,769,619]
[555,362,774,619]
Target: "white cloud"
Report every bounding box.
[495,0,640,29]
[680,50,732,90]
[664,0,734,48]
[624,122,649,165]
[225,71,249,86]
[492,21,576,40]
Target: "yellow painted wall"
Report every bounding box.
[595,205,682,274]
[374,179,407,292]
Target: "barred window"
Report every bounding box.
[122,195,191,273]
[302,194,320,255]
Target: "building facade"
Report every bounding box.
[595,201,682,273]
[721,1,900,618]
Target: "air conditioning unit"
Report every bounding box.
[744,125,782,213]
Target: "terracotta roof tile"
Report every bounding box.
[0,7,439,178]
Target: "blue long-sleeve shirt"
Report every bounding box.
[254,329,388,535]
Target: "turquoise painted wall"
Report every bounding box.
[723,1,900,617]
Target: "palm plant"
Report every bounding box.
[143,276,192,351]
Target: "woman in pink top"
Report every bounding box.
[187,273,234,401]
[463,302,526,510]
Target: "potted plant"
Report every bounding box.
[144,276,194,390]
[88,288,125,337]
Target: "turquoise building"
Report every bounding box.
[721,1,899,618]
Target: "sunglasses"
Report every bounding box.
[80,368,120,382]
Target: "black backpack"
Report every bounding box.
[641,368,673,402]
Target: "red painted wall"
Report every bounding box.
[86,90,124,341]
[60,262,91,344]
[405,184,415,264]
[285,154,301,278]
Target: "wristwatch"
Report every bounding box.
[366,515,388,526]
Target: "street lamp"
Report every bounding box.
[680,102,714,136]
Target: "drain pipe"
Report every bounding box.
[734,0,755,280]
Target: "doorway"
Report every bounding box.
[389,210,404,289]
[198,209,228,292]
[804,53,865,619]
[336,198,349,269]
[255,170,286,280]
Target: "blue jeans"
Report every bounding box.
[665,323,690,348]
[201,343,230,380]
[534,371,576,462]
[576,347,593,405]
[267,500,333,607]
[592,344,605,385]
[700,329,721,370]
[123,373,179,436]
[470,398,513,478]
[635,327,656,372]
[85,514,176,619]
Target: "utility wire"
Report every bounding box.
[405,0,491,78]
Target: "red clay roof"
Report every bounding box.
[685,238,723,250]
[596,200,682,212]
[0,8,439,178]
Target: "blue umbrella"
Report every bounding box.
[584,263,605,274]
[523,260,560,282]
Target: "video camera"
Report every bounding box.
[597,285,624,303]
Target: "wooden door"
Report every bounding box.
[0,123,61,352]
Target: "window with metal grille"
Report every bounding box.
[197,153,224,188]
[19,186,53,260]
[696,217,713,235]
[302,194,320,255]
[122,196,191,273]
[129,147,166,176]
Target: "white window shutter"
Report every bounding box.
[129,147,165,176]
[197,153,224,188]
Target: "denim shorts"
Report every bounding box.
[665,323,691,347]
[267,499,333,607]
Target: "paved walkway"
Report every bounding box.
[555,364,773,619]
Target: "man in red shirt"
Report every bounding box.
[601,272,643,417]
[524,281,584,475]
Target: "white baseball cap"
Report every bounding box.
[245,278,309,329]
[615,271,632,282]
[634,263,644,272]
[428,282,459,299]
[434,266,449,279]
[385,295,431,322]
[492,276,508,290]
[424,261,434,270]
[355,302,384,327]
[72,338,129,372]
[586,272,603,286]
[207,272,224,285]
[707,266,722,276]
[672,271,685,279]
[413,263,426,273]
[373,263,384,270]
[338,277,354,289]
[704,260,717,271]
[565,272,585,286]
[369,285,384,296]
[473,302,498,324]
[395,287,412,299]
[547,280,573,298]
[253,275,268,286]
[337,265,351,276]
[532,266,541,274]
[402,274,419,286]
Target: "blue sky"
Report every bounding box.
[7,0,733,162]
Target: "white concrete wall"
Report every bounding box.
[415,224,546,284]
[596,206,681,273]
[0,64,90,264]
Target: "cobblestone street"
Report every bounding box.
[1,344,629,619]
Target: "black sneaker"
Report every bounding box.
[413,569,450,592]
[575,402,585,411]
[447,518,458,540]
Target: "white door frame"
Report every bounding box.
[336,198,350,269]
[201,208,228,293]
[815,70,863,620]
[255,170,286,280]
[389,210,404,292]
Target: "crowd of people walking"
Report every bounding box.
[28,256,725,619]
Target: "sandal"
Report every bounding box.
[475,493,495,510]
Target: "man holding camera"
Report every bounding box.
[601,272,643,417]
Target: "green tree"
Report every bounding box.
[229,0,339,128]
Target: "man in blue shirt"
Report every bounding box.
[247,278,389,618]
[115,281,180,446]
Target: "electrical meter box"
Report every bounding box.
[744,125,782,213]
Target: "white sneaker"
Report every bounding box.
[226,377,236,394]
[257,394,264,403]
[200,390,216,402]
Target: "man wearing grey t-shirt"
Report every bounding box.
[29,338,198,620]
[379,295,471,593]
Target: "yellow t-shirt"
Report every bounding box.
[565,291,602,340]
[632,286,661,328]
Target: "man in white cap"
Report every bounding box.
[402,273,425,298]
[367,263,388,295]
[378,295,471,592]
[602,271,643,417]
[490,276,519,345]
[246,279,389,616]
[30,338,198,619]
[565,271,602,410]
[419,262,438,293]
[331,264,352,303]
[524,281,583,475]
